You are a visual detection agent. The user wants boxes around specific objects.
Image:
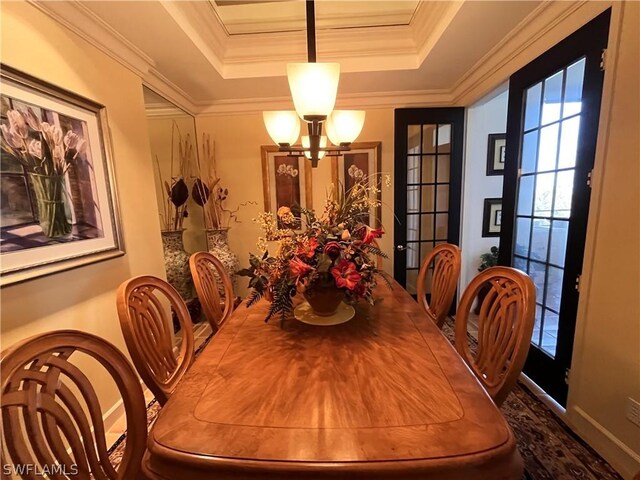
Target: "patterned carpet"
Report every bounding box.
[109,321,622,480]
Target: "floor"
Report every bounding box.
[105,321,213,448]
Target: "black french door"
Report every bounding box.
[393,108,464,297]
[499,10,610,405]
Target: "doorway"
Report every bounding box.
[499,10,610,405]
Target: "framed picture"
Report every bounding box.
[260,146,313,229]
[0,65,124,286]
[486,133,506,176]
[331,142,382,228]
[482,198,502,237]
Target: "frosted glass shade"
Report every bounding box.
[325,110,365,145]
[302,135,327,159]
[263,111,300,145]
[287,63,340,118]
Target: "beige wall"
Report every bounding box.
[0,1,166,419]
[195,108,396,295]
[567,2,640,478]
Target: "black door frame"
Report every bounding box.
[393,108,464,287]
[499,10,610,405]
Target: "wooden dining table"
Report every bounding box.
[142,281,523,480]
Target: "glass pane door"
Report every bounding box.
[513,58,586,357]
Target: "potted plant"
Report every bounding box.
[475,246,499,314]
[238,175,391,324]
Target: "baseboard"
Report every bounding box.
[569,406,640,479]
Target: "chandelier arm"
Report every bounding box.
[306,0,316,63]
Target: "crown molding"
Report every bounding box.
[196,89,452,116]
[143,68,199,115]
[411,0,465,64]
[27,0,154,78]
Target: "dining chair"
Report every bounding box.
[117,275,194,406]
[189,251,234,332]
[455,266,536,406]
[1,330,147,479]
[416,243,462,328]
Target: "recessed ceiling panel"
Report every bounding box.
[212,0,420,35]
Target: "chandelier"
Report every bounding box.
[262,0,365,167]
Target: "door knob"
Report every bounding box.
[396,245,407,251]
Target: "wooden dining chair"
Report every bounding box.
[117,275,194,406]
[455,266,536,406]
[189,252,234,331]
[416,243,461,328]
[1,330,147,479]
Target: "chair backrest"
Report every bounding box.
[455,266,536,406]
[1,330,147,479]
[116,275,194,406]
[416,243,461,328]
[189,252,234,331]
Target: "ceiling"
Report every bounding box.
[34,1,545,113]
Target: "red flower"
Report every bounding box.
[323,241,342,258]
[361,226,384,244]
[289,257,313,277]
[296,237,319,259]
[331,259,362,291]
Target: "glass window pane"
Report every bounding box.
[529,261,547,301]
[420,242,434,266]
[420,213,434,240]
[406,214,419,242]
[531,219,550,262]
[436,124,451,153]
[545,266,564,312]
[422,124,437,154]
[554,170,574,218]
[407,156,420,184]
[534,172,555,217]
[0,176,34,226]
[558,116,580,169]
[421,155,435,183]
[563,58,586,117]
[524,82,542,131]
[421,185,435,212]
[407,186,420,213]
[406,269,418,295]
[1,151,25,173]
[517,175,534,216]
[533,304,543,346]
[436,185,449,212]
[406,242,419,268]
[538,123,559,172]
[437,155,450,182]
[541,309,558,357]
[515,217,531,257]
[549,220,569,266]
[514,255,528,272]
[408,125,421,154]
[435,213,448,240]
[542,70,564,125]
[521,130,538,174]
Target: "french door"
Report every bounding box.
[499,10,610,405]
[393,108,464,298]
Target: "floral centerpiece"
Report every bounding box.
[239,175,391,323]
[0,108,86,238]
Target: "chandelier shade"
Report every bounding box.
[325,110,366,145]
[263,111,300,145]
[302,135,327,159]
[287,63,340,119]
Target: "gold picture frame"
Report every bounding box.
[331,141,382,228]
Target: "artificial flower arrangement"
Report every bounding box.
[238,175,392,323]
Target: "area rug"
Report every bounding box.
[108,321,622,480]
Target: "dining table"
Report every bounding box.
[142,281,523,480]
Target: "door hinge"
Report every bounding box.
[575,274,582,292]
[565,368,571,385]
[600,49,608,71]
[587,169,593,188]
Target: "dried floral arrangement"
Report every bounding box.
[192,133,255,229]
[238,174,392,323]
[154,122,193,231]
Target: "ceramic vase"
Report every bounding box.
[303,274,344,316]
[161,230,193,301]
[205,228,240,293]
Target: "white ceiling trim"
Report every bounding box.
[27,0,154,79]
[411,0,465,64]
[144,68,199,115]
